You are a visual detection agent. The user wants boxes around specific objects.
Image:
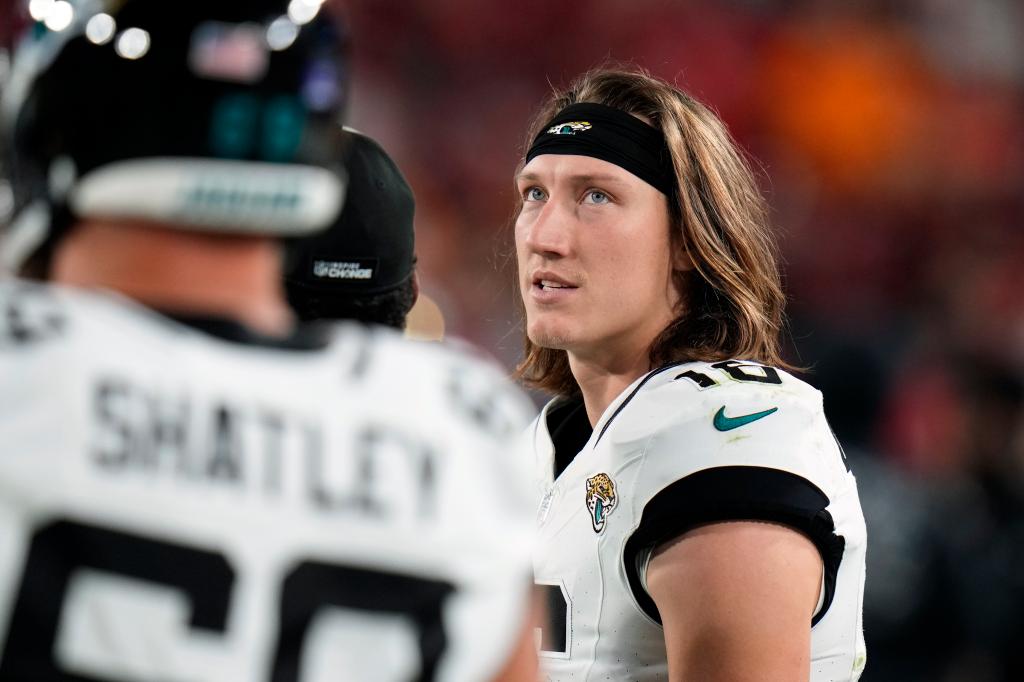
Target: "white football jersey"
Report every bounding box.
[531,360,867,682]
[0,280,537,682]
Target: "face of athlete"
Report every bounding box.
[515,154,683,366]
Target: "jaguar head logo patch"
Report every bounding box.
[547,121,592,135]
[585,473,617,534]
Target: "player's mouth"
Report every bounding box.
[530,271,578,303]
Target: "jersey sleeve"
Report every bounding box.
[0,282,77,650]
[411,345,539,680]
[0,283,73,466]
[454,354,540,532]
[619,370,850,625]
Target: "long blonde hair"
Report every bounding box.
[515,66,790,396]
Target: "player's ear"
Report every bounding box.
[411,270,420,306]
[671,245,694,273]
[667,221,694,273]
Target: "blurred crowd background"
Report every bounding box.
[3,0,1024,680]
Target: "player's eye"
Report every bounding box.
[524,187,547,202]
[583,190,610,205]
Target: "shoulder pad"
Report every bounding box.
[620,360,846,499]
[597,360,819,447]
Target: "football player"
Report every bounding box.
[515,67,867,681]
[0,1,538,680]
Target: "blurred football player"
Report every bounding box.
[515,67,867,681]
[284,127,417,331]
[0,1,538,680]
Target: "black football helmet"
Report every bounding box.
[0,0,351,272]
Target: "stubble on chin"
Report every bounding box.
[527,320,573,350]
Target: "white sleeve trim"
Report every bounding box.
[813,568,825,619]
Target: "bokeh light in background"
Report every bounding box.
[342,1,1024,680]
[0,0,1022,679]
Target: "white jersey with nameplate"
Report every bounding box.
[531,360,867,682]
[0,280,537,682]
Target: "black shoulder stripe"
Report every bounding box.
[162,313,333,351]
[594,361,687,447]
[623,466,845,627]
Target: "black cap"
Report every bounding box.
[285,128,414,298]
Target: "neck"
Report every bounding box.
[51,219,294,336]
[568,347,652,427]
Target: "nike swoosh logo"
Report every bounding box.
[713,406,778,431]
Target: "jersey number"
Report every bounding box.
[534,582,570,658]
[676,360,782,389]
[0,519,454,681]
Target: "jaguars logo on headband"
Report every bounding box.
[585,473,618,534]
[547,121,592,136]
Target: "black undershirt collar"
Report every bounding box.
[161,311,333,351]
[547,361,690,479]
[546,396,593,479]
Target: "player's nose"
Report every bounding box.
[523,199,574,259]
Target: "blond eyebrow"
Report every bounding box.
[515,171,542,184]
[515,171,629,186]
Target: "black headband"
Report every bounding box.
[525,102,675,196]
